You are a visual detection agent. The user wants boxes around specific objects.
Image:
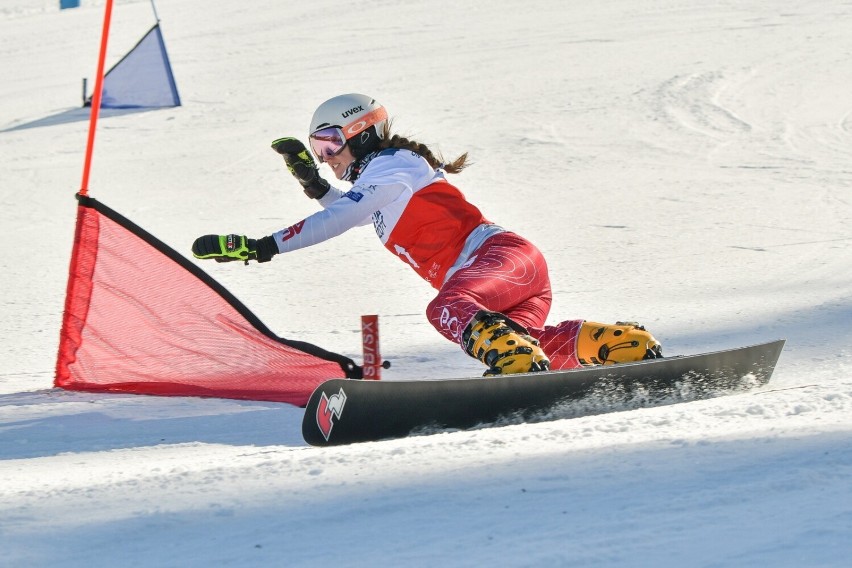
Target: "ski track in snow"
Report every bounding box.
[1,0,851,566]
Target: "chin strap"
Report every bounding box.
[342,150,382,182]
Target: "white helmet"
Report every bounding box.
[309,93,388,159]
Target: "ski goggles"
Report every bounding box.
[309,127,347,162]
[309,106,389,162]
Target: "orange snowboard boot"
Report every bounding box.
[462,311,550,376]
[576,321,663,365]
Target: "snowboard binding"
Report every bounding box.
[462,311,551,376]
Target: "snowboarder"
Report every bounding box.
[192,93,662,375]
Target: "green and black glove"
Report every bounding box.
[271,137,331,199]
[192,234,278,264]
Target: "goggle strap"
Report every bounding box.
[342,107,388,138]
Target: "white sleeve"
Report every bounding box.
[317,184,373,227]
[316,185,345,208]
[272,182,408,253]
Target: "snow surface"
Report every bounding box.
[2,0,851,566]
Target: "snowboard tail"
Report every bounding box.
[302,339,785,446]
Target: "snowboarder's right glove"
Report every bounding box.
[271,137,331,200]
[191,234,278,264]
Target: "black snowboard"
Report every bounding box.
[302,339,785,446]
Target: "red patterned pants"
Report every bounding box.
[426,232,583,370]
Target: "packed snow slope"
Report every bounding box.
[1,1,850,566]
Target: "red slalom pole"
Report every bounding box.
[79,0,114,196]
[361,315,389,380]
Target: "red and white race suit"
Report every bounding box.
[271,148,583,369]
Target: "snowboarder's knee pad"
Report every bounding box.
[576,321,663,365]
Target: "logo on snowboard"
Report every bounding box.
[316,387,347,441]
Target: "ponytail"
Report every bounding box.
[379,121,470,174]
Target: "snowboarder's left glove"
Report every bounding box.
[271,137,331,200]
[192,234,278,264]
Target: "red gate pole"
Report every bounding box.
[361,315,389,380]
[79,0,115,196]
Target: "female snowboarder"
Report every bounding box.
[192,93,662,375]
